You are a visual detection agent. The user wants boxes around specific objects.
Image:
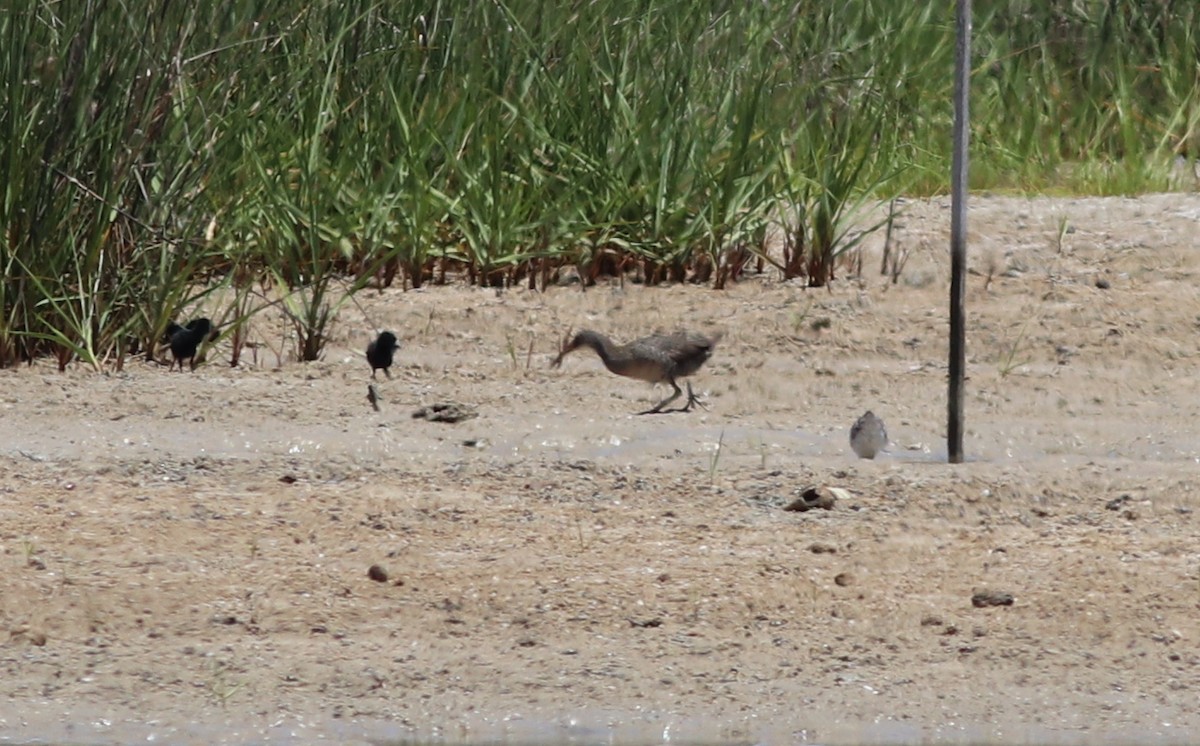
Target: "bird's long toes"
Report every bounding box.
[680,384,707,412]
[637,403,669,415]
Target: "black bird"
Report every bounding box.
[551,329,721,414]
[164,318,214,372]
[366,331,400,379]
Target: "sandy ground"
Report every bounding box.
[2,194,1200,745]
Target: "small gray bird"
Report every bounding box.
[850,410,888,459]
[366,331,400,380]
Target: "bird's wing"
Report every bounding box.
[665,332,718,364]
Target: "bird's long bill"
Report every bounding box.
[550,327,576,369]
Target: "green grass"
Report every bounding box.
[2,0,1197,368]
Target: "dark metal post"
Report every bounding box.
[948,0,971,463]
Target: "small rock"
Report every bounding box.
[627,618,663,628]
[556,268,582,286]
[1105,494,1131,511]
[413,402,478,423]
[367,564,389,583]
[833,572,854,587]
[1054,345,1077,364]
[784,486,837,512]
[971,590,1015,608]
[809,542,838,554]
[9,628,48,646]
[1095,277,1111,289]
[26,557,46,571]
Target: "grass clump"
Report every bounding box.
[2,0,1197,368]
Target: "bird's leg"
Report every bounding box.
[638,380,683,415]
[384,368,392,380]
[680,381,708,412]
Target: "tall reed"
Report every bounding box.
[2,0,1195,367]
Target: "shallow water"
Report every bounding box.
[10,407,1194,475]
[3,709,1195,746]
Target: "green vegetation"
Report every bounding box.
[2,0,1197,368]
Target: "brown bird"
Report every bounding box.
[551,329,721,414]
